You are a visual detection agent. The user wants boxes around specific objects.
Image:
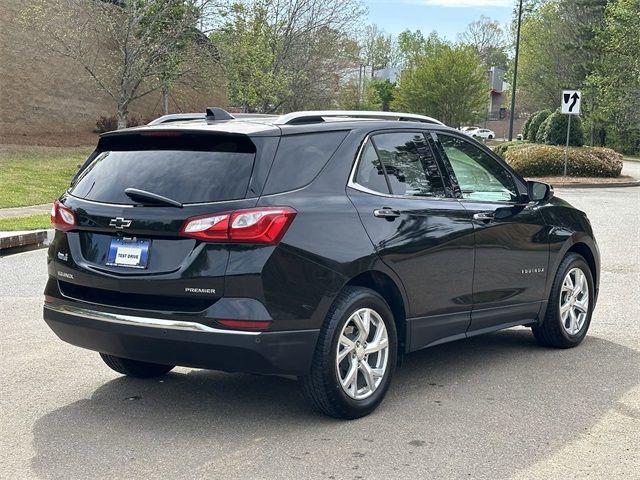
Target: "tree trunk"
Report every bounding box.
[116,107,128,130]
[162,86,169,115]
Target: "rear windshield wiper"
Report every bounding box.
[124,188,183,208]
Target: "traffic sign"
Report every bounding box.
[562,90,581,115]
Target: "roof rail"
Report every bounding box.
[273,110,444,126]
[147,113,205,125]
[147,107,236,126]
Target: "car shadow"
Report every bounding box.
[31,329,639,479]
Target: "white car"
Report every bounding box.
[470,128,495,140]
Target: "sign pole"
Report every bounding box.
[564,114,572,177]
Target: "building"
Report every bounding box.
[488,66,509,121]
[0,0,225,145]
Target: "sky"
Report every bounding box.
[364,0,515,39]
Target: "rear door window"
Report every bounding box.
[262,131,348,195]
[69,133,256,205]
[355,132,446,197]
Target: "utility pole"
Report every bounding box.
[508,0,523,141]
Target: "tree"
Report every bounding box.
[393,44,487,127]
[515,0,609,115]
[211,0,365,113]
[588,0,640,154]
[459,15,509,70]
[335,78,382,111]
[361,25,394,77]
[396,29,444,69]
[27,0,210,128]
[369,80,396,111]
[210,3,289,112]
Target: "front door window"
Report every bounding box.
[437,134,518,202]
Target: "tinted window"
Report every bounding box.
[354,141,390,194]
[263,131,348,194]
[438,134,518,202]
[70,135,256,204]
[365,132,446,197]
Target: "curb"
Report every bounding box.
[0,203,52,220]
[0,229,54,256]
[549,180,640,189]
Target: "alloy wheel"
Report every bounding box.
[336,308,390,400]
[559,267,590,335]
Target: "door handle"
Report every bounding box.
[374,208,401,219]
[473,212,496,222]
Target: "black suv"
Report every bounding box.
[44,109,600,419]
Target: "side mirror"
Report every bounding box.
[527,180,554,203]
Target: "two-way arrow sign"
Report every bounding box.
[562,90,581,115]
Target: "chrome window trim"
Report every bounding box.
[346,132,455,202]
[45,303,261,336]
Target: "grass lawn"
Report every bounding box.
[0,213,51,231]
[0,144,92,208]
[624,155,640,162]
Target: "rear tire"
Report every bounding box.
[300,287,397,419]
[99,353,175,378]
[532,253,594,348]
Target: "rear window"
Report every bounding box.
[262,131,348,195]
[69,133,256,204]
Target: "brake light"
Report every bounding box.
[179,207,296,244]
[217,319,272,330]
[51,200,76,231]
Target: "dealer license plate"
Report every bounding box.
[106,238,150,269]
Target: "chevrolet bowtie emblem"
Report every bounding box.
[109,217,132,229]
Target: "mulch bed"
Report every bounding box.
[528,175,638,186]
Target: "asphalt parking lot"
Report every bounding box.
[1,186,638,480]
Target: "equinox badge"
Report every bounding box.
[109,217,132,229]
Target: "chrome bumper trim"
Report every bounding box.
[44,303,260,336]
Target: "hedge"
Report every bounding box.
[528,110,552,144]
[540,110,585,146]
[521,115,534,141]
[504,144,623,177]
[493,141,527,159]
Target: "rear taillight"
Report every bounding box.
[51,200,76,231]
[179,207,296,244]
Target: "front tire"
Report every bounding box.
[532,253,594,348]
[300,287,397,419]
[100,353,175,378]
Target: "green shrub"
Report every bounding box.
[540,110,585,146]
[94,115,146,133]
[505,144,623,177]
[493,141,527,159]
[535,114,551,143]
[527,110,552,143]
[521,115,534,141]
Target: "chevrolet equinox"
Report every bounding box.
[43,108,600,419]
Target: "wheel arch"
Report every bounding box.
[345,270,408,355]
[566,241,599,301]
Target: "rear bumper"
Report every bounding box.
[43,303,319,376]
